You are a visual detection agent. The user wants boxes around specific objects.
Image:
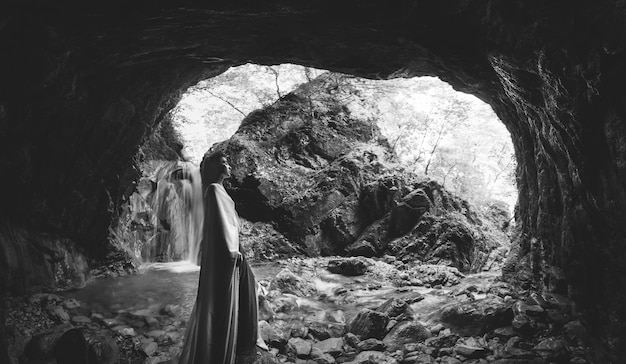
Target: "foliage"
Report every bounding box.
[315,74,517,210]
[169,64,326,164]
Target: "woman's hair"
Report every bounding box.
[200,151,226,184]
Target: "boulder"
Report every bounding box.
[327,257,370,276]
[348,309,389,340]
[356,338,386,352]
[453,344,489,359]
[533,338,569,362]
[376,298,414,322]
[424,333,460,351]
[46,306,70,322]
[389,189,431,238]
[54,328,119,364]
[23,322,73,360]
[269,268,317,296]
[348,351,398,364]
[382,321,431,351]
[312,337,344,357]
[288,337,312,358]
[259,320,288,348]
[438,296,513,336]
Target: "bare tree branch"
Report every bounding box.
[266,66,282,99]
[205,90,247,117]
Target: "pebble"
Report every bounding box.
[141,341,159,356]
[288,337,312,357]
[46,305,70,322]
[71,315,92,324]
[62,298,81,310]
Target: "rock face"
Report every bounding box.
[1,0,626,359]
[0,227,88,294]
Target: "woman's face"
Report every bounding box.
[220,157,232,179]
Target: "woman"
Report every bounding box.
[179,151,267,364]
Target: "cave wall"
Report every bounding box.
[1,0,626,358]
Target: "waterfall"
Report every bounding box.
[112,161,204,265]
[150,161,204,264]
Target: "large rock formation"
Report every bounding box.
[205,74,505,273]
[1,0,626,359]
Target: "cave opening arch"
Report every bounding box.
[1,1,626,359]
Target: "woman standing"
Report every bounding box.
[179,151,267,364]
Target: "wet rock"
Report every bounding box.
[259,320,288,348]
[545,309,570,326]
[269,269,317,296]
[438,296,513,336]
[112,326,136,337]
[307,322,332,340]
[30,293,62,306]
[501,346,536,359]
[511,314,538,335]
[311,348,336,364]
[345,240,379,258]
[62,298,81,310]
[533,338,569,361]
[348,350,398,364]
[312,337,344,357]
[71,315,92,324]
[54,328,119,364]
[541,293,572,313]
[438,356,462,364]
[140,339,158,357]
[23,322,73,360]
[288,337,313,357]
[344,333,360,348]
[145,316,160,327]
[412,265,464,286]
[428,323,445,335]
[512,301,545,318]
[327,310,346,324]
[357,338,385,352]
[453,344,489,359]
[402,353,435,364]
[100,318,121,328]
[161,304,179,317]
[259,295,275,321]
[563,320,590,346]
[273,296,299,313]
[348,309,389,340]
[424,333,460,351]
[389,189,431,238]
[382,321,431,351]
[46,306,70,322]
[376,298,414,322]
[327,258,371,276]
[403,292,425,304]
[145,330,166,340]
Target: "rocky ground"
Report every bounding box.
[4,256,596,364]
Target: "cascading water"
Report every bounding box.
[150,161,204,264]
[113,161,204,264]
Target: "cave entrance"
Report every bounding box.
[114,63,519,265]
[171,63,517,214]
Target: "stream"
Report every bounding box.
[60,259,500,332]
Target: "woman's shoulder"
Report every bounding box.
[206,183,225,193]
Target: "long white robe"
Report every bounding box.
[178,183,260,364]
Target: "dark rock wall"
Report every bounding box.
[1,0,626,358]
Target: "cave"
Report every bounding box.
[1,0,626,361]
